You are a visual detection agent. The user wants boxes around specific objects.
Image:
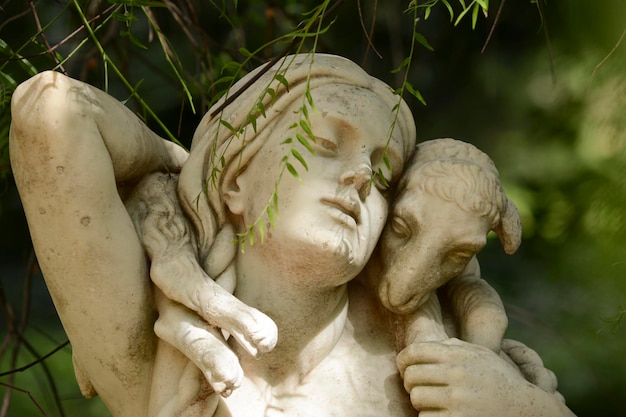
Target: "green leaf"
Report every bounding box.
[475,0,489,11]
[405,82,427,106]
[441,0,454,21]
[286,162,302,182]
[247,113,258,133]
[274,73,289,91]
[266,87,276,101]
[267,205,276,228]
[455,0,478,26]
[472,2,480,29]
[299,119,315,142]
[239,47,252,57]
[414,32,434,51]
[220,119,237,134]
[291,148,308,171]
[0,71,16,91]
[121,29,148,49]
[376,167,390,188]
[257,219,265,244]
[301,103,309,120]
[305,89,315,109]
[109,0,167,7]
[391,56,411,74]
[383,154,391,171]
[296,133,315,155]
[221,60,242,75]
[272,192,279,214]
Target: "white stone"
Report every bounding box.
[10,54,576,417]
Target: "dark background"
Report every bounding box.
[1,1,625,416]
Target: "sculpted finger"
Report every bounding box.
[519,364,558,393]
[192,264,278,357]
[154,292,243,396]
[396,343,436,375]
[402,363,449,392]
[409,386,450,415]
[501,337,560,392]
[396,341,461,375]
[501,338,544,367]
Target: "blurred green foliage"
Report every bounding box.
[1,1,625,416]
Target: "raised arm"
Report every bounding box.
[9,71,186,417]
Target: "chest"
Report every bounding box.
[215,319,414,417]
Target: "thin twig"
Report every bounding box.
[536,0,556,84]
[209,0,346,118]
[0,4,117,64]
[358,0,382,64]
[15,336,67,417]
[27,0,65,72]
[0,340,70,377]
[0,383,47,417]
[481,0,505,54]
[0,7,31,33]
[587,26,626,93]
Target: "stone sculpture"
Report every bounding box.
[364,138,563,402]
[10,53,576,416]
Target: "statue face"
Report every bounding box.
[377,188,491,314]
[225,84,407,285]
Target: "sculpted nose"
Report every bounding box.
[340,163,372,201]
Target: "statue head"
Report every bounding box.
[376,138,522,314]
[178,54,417,281]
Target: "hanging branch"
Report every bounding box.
[209,0,347,118]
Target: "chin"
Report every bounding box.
[309,236,370,285]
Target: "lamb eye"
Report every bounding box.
[447,250,474,266]
[390,216,411,239]
[312,136,338,155]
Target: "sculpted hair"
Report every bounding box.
[399,138,522,254]
[128,54,417,293]
[408,160,504,224]
[178,53,417,272]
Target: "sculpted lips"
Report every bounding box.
[322,196,362,226]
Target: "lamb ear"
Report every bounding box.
[493,198,522,255]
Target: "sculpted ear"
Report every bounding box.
[493,198,522,255]
[222,180,244,215]
[222,169,245,216]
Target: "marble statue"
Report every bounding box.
[364,138,563,400]
[9,53,576,417]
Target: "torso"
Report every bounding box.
[214,282,414,417]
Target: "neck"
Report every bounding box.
[233,247,349,388]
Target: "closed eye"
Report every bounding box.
[390,215,412,239]
[447,250,474,265]
[312,136,338,155]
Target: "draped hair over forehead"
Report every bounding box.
[177,53,416,269]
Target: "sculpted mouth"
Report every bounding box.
[322,196,361,225]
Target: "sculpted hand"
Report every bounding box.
[126,173,278,396]
[153,289,244,396]
[397,338,575,417]
[501,339,562,399]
